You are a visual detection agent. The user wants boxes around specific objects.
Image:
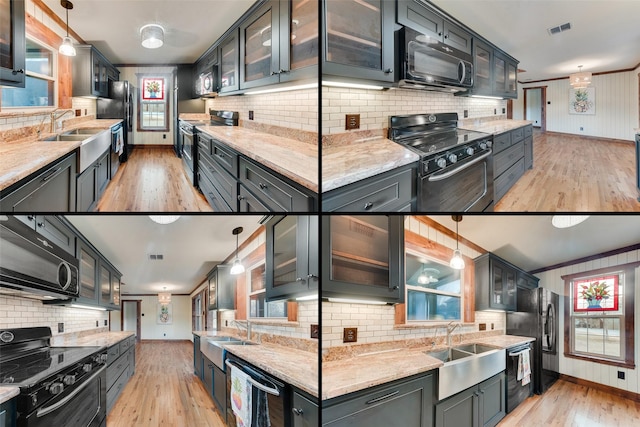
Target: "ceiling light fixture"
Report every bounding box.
[149,215,180,225]
[230,227,245,275]
[569,65,592,89]
[551,215,590,229]
[450,215,465,270]
[59,0,76,57]
[418,267,440,285]
[140,24,164,49]
[158,287,171,305]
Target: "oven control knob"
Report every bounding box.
[486,140,492,148]
[447,153,458,163]
[63,374,76,385]
[479,142,487,150]
[49,382,64,395]
[82,363,93,373]
[466,147,475,156]
[100,354,108,364]
[436,158,447,169]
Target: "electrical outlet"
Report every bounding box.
[104,320,108,326]
[58,323,64,333]
[580,127,584,131]
[75,109,81,116]
[463,109,468,118]
[494,108,497,115]
[502,107,506,114]
[618,371,625,380]
[163,333,166,337]
[96,321,99,327]
[249,110,254,120]
[491,323,494,330]
[478,323,486,331]
[343,327,357,343]
[310,324,319,339]
[345,114,360,130]
[163,134,166,139]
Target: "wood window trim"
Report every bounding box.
[562,261,638,369]
[136,73,171,132]
[395,229,475,325]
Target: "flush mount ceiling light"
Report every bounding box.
[158,287,171,305]
[450,215,465,270]
[551,215,590,229]
[59,0,76,56]
[140,24,164,49]
[230,227,245,275]
[418,267,440,285]
[149,215,180,225]
[569,65,592,89]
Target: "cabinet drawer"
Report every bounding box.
[107,353,128,390]
[494,157,524,202]
[523,125,532,137]
[511,127,525,143]
[493,133,511,153]
[198,171,233,212]
[211,140,238,176]
[106,344,120,366]
[198,135,211,156]
[106,367,129,413]
[238,184,270,212]
[200,153,237,209]
[119,337,131,353]
[323,167,415,212]
[494,141,524,177]
[239,158,312,212]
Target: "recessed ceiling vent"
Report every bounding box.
[548,22,571,35]
[148,254,164,260]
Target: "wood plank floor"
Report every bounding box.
[107,340,225,427]
[498,379,640,426]
[495,131,640,212]
[96,147,213,212]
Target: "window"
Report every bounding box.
[137,75,169,131]
[247,261,287,319]
[1,38,55,108]
[563,262,637,368]
[405,249,462,321]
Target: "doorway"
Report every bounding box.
[523,86,547,131]
[121,300,142,341]
[192,288,207,331]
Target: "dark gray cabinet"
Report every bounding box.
[322,164,416,212]
[77,241,99,304]
[72,45,119,98]
[292,389,319,427]
[280,0,318,83]
[266,215,318,301]
[524,125,533,170]
[516,270,539,290]
[0,0,26,87]
[72,237,121,310]
[176,64,195,101]
[0,152,77,212]
[197,132,239,211]
[492,125,532,203]
[99,260,120,310]
[493,51,518,98]
[322,0,396,83]
[106,335,136,414]
[219,29,240,93]
[240,0,281,89]
[0,395,17,427]
[193,335,203,379]
[457,39,518,99]
[435,373,506,427]
[14,215,75,255]
[322,215,404,304]
[76,148,110,212]
[202,358,227,416]
[207,264,234,311]
[323,372,434,426]
[475,253,518,312]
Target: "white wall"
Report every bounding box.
[534,248,640,394]
[514,68,639,141]
[120,295,192,340]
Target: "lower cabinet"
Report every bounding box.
[492,125,532,203]
[76,148,110,212]
[106,335,136,414]
[434,372,506,427]
[323,372,434,426]
[292,389,319,427]
[194,335,203,379]
[0,396,16,427]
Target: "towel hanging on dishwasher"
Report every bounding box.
[231,365,252,427]
[517,348,531,386]
[115,127,124,156]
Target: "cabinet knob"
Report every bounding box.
[384,68,394,74]
[237,195,245,201]
[296,277,305,283]
[292,408,304,416]
[363,202,373,210]
[37,222,45,228]
[307,274,318,280]
[392,286,399,290]
[27,215,35,221]
[12,69,25,75]
[259,182,268,190]
[270,71,277,76]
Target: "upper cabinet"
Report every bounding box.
[280,0,318,82]
[493,50,518,98]
[461,39,518,99]
[240,0,281,89]
[475,253,523,312]
[72,45,119,98]
[322,215,404,304]
[219,29,240,94]
[322,0,395,83]
[0,0,26,87]
[208,264,235,310]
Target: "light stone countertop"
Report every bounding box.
[0,119,123,191]
[322,334,535,401]
[50,331,134,348]
[459,119,533,135]
[196,125,318,193]
[321,137,420,193]
[0,386,20,404]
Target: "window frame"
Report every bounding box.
[136,73,170,132]
[562,261,638,369]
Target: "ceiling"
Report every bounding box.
[42,0,256,64]
[65,215,263,296]
[431,0,640,82]
[428,215,640,273]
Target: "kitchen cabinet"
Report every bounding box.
[468,40,493,97]
[0,395,17,427]
[322,164,416,212]
[207,264,234,311]
[435,372,506,427]
[516,270,539,290]
[70,237,121,310]
[77,241,99,304]
[493,51,518,98]
[397,0,472,54]
[197,132,239,211]
[0,0,26,88]
[106,335,136,414]
[193,334,203,379]
[322,0,396,83]
[0,152,77,212]
[456,39,518,99]
[240,0,281,89]
[76,148,110,212]
[219,29,240,93]
[176,64,195,100]
[202,355,227,416]
[265,215,318,301]
[280,0,318,83]
[322,215,404,304]
[323,372,434,426]
[292,389,319,427]
[14,215,76,255]
[523,125,533,170]
[474,253,518,312]
[72,45,119,98]
[99,261,121,310]
[492,125,532,203]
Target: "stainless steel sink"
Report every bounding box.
[206,336,242,342]
[201,337,256,371]
[62,127,106,135]
[42,129,111,173]
[425,345,506,400]
[224,341,258,346]
[42,134,88,141]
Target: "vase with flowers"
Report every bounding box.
[580,281,609,309]
[146,80,161,98]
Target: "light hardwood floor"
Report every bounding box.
[498,379,640,426]
[96,147,213,212]
[107,340,225,427]
[495,130,640,212]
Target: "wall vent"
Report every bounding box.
[548,22,571,35]
[149,254,164,260]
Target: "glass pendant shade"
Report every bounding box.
[141,24,164,49]
[230,258,245,275]
[158,292,171,305]
[569,66,592,89]
[59,36,76,56]
[450,249,466,270]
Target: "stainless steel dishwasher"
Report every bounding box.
[505,342,533,413]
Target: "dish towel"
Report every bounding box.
[255,389,271,427]
[517,348,531,386]
[115,127,124,156]
[231,365,252,427]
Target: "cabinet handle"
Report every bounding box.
[384,68,393,74]
[12,68,25,75]
[216,152,225,159]
[296,277,305,283]
[37,222,45,228]
[307,274,318,280]
[279,69,288,74]
[438,32,443,36]
[27,215,35,221]
[41,166,62,182]
[270,71,277,76]
[259,182,268,190]
[391,286,399,290]
[237,195,245,201]
[292,408,304,416]
[365,390,399,405]
[363,202,373,210]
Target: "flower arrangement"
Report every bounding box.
[580,281,610,302]
[146,80,160,93]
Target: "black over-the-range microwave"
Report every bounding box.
[0,216,79,299]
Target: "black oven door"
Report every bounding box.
[419,152,494,212]
[22,365,106,427]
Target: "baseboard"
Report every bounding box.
[559,374,640,402]
[544,131,634,144]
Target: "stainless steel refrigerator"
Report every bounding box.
[97,81,135,162]
[506,286,560,394]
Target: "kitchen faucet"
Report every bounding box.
[230,319,252,341]
[49,109,75,132]
[446,321,461,347]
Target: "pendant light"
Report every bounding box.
[59,0,76,56]
[450,215,465,270]
[569,65,592,89]
[158,287,171,305]
[230,227,245,275]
